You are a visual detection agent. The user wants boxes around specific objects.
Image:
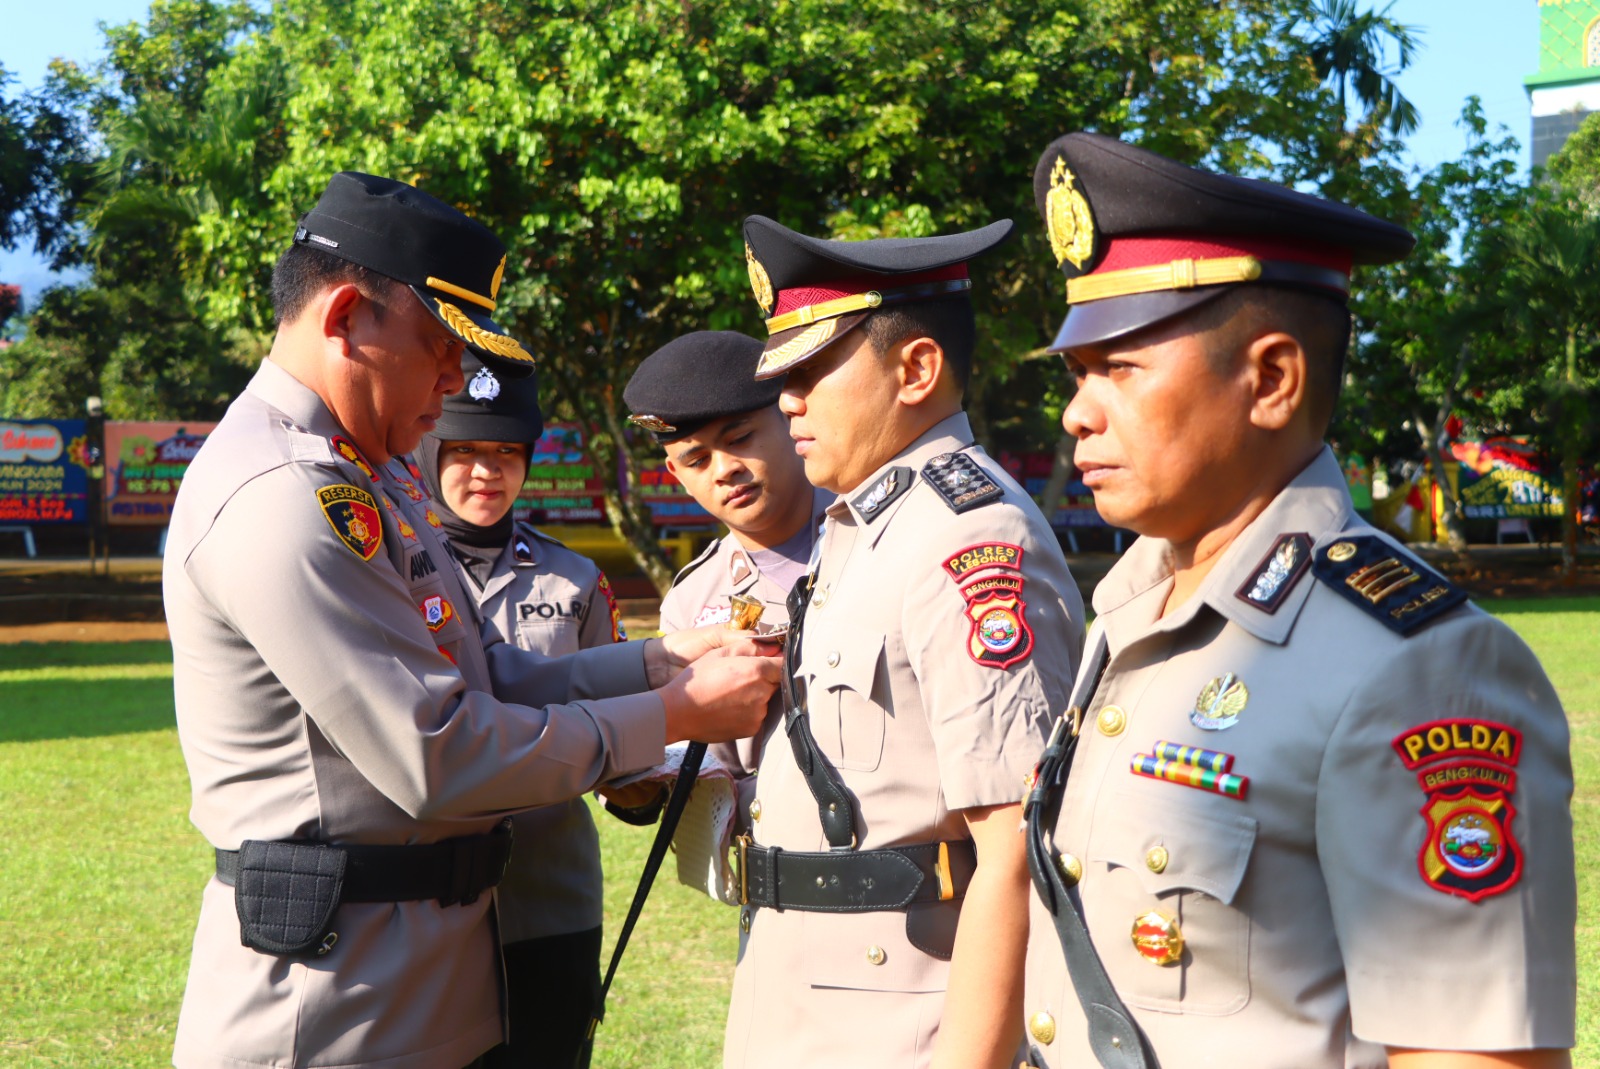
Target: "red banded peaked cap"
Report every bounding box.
[742,214,1013,379]
[1032,132,1414,351]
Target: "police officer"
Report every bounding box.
[164,172,780,1069]
[418,351,626,1069]
[1019,133,1576,1069]
[623,330,831,817]
[721,217,1086,1069]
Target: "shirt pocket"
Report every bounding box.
[802,908,949,994]
[1086,794,1257,1016]
[806,631,886,772]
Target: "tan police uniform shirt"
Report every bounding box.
[1022,447,1576,1069]
[459,521,626,944]
[165,359,667,1069]
[723,413,1084,1069]
[658,488,832,820]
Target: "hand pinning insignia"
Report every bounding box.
[921,452,1003,514]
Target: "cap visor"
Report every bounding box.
[1048,288,1230,353]
[414,286,537,378]
[753,312,870,380]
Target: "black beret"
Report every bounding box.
[431,350,544,445]
[742,214,1013,379]
[1032,133,1415,350]
[295,172,535,377]
[622,331,780,443]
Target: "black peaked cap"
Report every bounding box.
[1032,133,1415,349]
[623,331,780,443]
[295,172,535,376]
[742,215,1014,378]
[432,351,544,445]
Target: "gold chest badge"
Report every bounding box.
[1046,158,1096,272]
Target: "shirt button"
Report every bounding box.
[865,945,886,966]
[1028,1010,1057,1045]
[826,651,841,668]
[812,586,828,608]
[1145,846,1169,873]
[750,800,762,822]
[1096,705,1127,736]
[1054,852,1083,886]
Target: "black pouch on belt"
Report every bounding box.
[232,840,347,956]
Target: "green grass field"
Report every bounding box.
[0,600,1595,1068]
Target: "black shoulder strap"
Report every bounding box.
[1024,631,1159,1069]
[781,574,858,850]
[586,740,707,1059]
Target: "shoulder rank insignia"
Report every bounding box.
[514,537,535,563]
[330,436,376,481]
[921,452,1003,514]
[317,484,383,560]
[1235,532,1311,613]
[1312,534,1467,635]
[1393,718,1524,902]
[852,466,913,522]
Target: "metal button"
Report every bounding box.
[812,586,828,607]
[739,907,752,933]
[1028,1010,1056,1045]
[1096,705,1127,736]
[1131,910,1183,966]
[865,945,886,966]
[826,651,841,668]
[750,799,762,822]
[1054,852,1082,886]
[1145,846,1169,874]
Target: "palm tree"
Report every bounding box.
[1302,0,1421,137]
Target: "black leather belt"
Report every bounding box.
[215,822,513,908]
[736,837,977,912]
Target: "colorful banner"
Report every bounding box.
[514,422,608,524]
[996,450,1112,528]
[0,419,91,524]
[104,421,217,526]
[1448,438,1563,520]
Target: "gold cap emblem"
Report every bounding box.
[628,414,677,433]
[1046,158,1096,271]
[746,242,775,315]
[490,254,507,301]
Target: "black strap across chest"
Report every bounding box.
[1023,631,1160,1069]
[782,574,858,849]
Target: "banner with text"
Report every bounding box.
[104,421,217,526]
[0,419,91,524]
[1448,438,1563,520]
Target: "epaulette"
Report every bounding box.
[1312,533,1468,636]
[921,451,1003,514]
[669,536,722,589]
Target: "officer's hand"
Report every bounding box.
[596,780,669,811]
[646,627,778,687]
[658,647,783,744]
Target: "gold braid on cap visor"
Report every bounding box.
[434,299,534,365]
[1065,255,1351,304]
[763,278,972,335]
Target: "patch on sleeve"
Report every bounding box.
[420,594,457,632]
[1235,532,1312,613]
[317,484,383,561]
[1392,718,1524,902]
[942,542,1023,582]
[921,452,1003,514]
[330,436,376,481]
[851,466,913,522]
[597,571,626,642]
[1312,534,1468,635]
[943,542,1030,669]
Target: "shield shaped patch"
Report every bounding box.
[965,593,1033,669]
[317,484,382,561]
[1419,789,1523,903]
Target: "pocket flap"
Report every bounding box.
[805,631,884,696]
[803,908,949,994]
[1090,796,1257,905]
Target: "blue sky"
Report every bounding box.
[0,0,1533,304]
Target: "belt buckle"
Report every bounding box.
[935,841,955,902]
[734,835,752,905]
